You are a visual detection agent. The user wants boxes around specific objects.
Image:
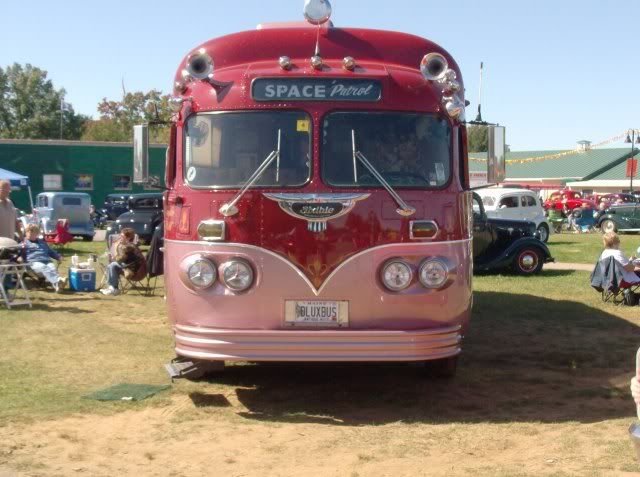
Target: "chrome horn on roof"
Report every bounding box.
[186,48,214,80]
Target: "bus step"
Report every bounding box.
[164,357,224,380]
[164,358,201,380]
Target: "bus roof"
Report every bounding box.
[175,27,459,82]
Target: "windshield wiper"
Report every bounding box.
[219,129,281,216]
[351,130,415,217]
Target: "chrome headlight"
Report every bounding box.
[187,258,216,289]
[419,259,449,289]
[220,259,254,292]
[381,260,413,291]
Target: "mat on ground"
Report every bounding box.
[83,383,170,401]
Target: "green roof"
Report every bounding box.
[582,157,638,180]
[469,148,636,180]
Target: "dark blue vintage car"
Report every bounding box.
[473,193,554,274]
[596,203,640,233]
[101,194,131,221]
[106,193,163,244]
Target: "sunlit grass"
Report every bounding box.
[547,232,640,264]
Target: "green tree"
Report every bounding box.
[82,90,171,143]
[0,63,87,139]
[467,125,489,153]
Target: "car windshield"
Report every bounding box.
[482,196,495,207]
[321,112,451,188]
[132,197,161,209]
[184,111,311,188]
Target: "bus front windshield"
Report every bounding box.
[322,112,451,188]
[184,111,311,188]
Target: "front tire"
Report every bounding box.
[82,235,94,242]
[513,248,544,275]
[601,219,616,233]
[536,224,550,242]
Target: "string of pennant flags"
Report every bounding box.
[469,130,637,164]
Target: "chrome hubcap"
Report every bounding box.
[521,254,535,268]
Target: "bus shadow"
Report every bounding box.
[209,291,639,425]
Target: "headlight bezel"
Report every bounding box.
[418,258,450,289]
[220,259,254,292]
[380,259,413,292]
[185,257,217,290]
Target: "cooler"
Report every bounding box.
[69,268,96,292]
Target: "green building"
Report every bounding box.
[0,140,167,210]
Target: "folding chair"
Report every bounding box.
[547,208,566,234]
[591,256,640,305]
[97,234,119,289]
[119,256,150,296]
[44,219,74,248]
[571,209,597,233]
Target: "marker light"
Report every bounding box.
[343,56,356,71]
[220,259,254,292]
[419,259,449,289]
[381,260,413,292]
[187,258,216,289]
[310,55,323,70]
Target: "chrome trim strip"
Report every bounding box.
[165,238,471,296]
[175,323,463,335]
[174,346,461,362]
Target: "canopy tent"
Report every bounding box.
[0,167,33,210]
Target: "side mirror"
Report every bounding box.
[487,125,506,184]
[133,124,149,184]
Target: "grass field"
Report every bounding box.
[548,231,640,264]
[1,240,640,475]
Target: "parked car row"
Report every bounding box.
[18,191,164,243]
[105,193,163,244]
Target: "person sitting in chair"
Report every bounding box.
[23,223,66,293]
[101,228,144,296]
[599,231,640,285]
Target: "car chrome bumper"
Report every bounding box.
[174,324,462,362]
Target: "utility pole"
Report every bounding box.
[60,96,64,139]
[625,129,639,192]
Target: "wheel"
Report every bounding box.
[423,356,458,379]
[513,247,544,275]
[82,235,94,242]
[601,219,616,233]
[536,224,550,242]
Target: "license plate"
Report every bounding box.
[285,300,348,327]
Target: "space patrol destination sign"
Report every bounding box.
[252,78,382,102]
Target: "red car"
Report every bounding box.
[544,189,595,211]
[593,193,637,209]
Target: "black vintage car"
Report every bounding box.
[102,194,131,221]
[596,203,640,233]
[106,193,163,244]
[473,193,554,274]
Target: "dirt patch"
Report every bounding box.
[1,381,640,477]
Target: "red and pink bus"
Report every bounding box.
[134,1,505,378]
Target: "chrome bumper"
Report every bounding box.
[174,324,462,362]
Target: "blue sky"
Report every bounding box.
[2,0,639,151]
